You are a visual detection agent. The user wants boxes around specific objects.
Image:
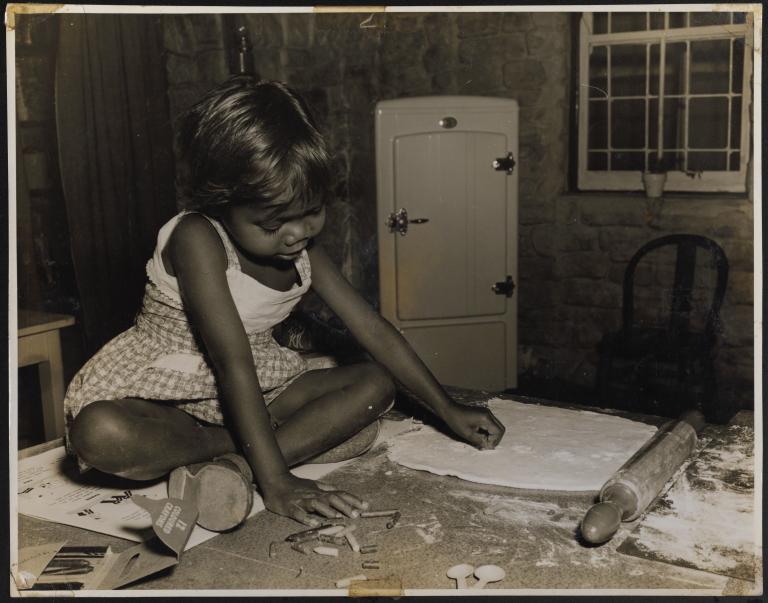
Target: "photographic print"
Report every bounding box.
[9,3,762,596]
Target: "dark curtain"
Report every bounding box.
[55,14,177,354]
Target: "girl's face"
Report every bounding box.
[219,197,326,263]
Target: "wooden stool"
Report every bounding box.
[18,310,76,441]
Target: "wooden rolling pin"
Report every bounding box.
[579,409,705,545]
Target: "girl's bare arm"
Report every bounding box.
[308,244,504,449]
[169,215,355,524]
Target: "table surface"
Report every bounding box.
[14,391,759,595]
[18,309,75,338]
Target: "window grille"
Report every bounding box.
[578,11,753,192]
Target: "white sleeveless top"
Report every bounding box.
[145,212,312,334]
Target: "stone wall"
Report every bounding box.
[160,11,571,306]
[159,11,753,408]
[521,193,754,410]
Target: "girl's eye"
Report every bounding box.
[259,224,281,234]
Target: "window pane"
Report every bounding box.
[611,151,645,170]
[690,39,731,94]
[611,44,647,96]
[689,97,729,148]
[669,12,687,28]
[588,100,608,148]
[733,12,747,24]
[611,99,645,148]
[593,12,608,34]
[611,12,647,33]
[589,45,608,98]
[729,152,741,171]
[649,12,664,30]
[588,152,608,170]
[690,12,730,27]
[688,151,727,171]
[732,37,745,93]
[730,97,742,148]
[647,151,683,172]
[649,97,686,151]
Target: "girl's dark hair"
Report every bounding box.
[176,77,331,211]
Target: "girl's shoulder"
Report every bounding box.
[166,212,229,275]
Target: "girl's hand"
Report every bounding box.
[261,474,368,526]
[441,403,506,450]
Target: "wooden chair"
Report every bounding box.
[596,235,729,421]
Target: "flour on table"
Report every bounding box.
[386,398,657,491]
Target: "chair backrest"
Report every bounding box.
[622,234,729,338]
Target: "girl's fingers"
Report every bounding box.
[336,491,367,510]
[290,503,319,527]
[326,493,356,518]
[308,500,338,519]
[315,480,336,492]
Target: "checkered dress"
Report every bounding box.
[63,212,311,435]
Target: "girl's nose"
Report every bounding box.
[283,219,309,246]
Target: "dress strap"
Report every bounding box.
[196,213,241,271]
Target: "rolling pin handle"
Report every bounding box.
[580,501,623,545]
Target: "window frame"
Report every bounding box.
[577,12,753,193]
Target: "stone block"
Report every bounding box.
[165,53,199,86]
[557,251,609,279]
[195,49,228,84]
[562,278,622,308]
[431,71,457,93]
[380,31,427,65]
[531,224,556,258]
[519,199,554,225]
[423,45,457,75]
[531,12,569,30]
[555,198,580,225]
[457,13,502,38]
[598,226,650,261]
[423,13,456,46]
[251,52,282,81]
[283,13,314,48]
[710,209,753,239]
[242,14,282,50]
[726,271,754,305]
[526,28,568,58]
[721,239,754,270]
[519,257,556,283]
[720,304,755,347]
[502,59,547,90]
[501,12,533,32]
[162,16,196,54]
[386,13,425,32]
[581,197,646,227]
[453,61,505,95]
[189,15,224,47]
[557,225,597,252]
[459,34,526,66]
[167,85,204,121]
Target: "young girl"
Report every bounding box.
[64,76,505,532]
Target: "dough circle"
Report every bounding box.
[387,398,658,491]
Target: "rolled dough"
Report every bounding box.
[387,398,658,491]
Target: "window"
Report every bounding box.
[578,11,753,192]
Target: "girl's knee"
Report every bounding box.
[69,401,136,473]
[358,362,396,412]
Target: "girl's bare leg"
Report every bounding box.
[268,362,395,466]
[69,398,238,480]
[69,362,394,480]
